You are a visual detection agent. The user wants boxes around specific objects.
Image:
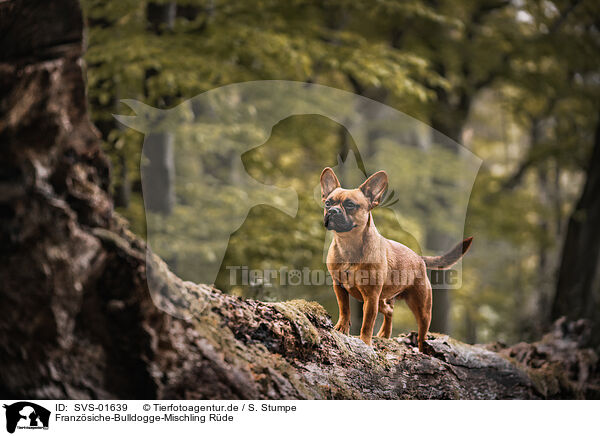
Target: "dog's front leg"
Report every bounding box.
[333,282,351,335]
[360,292,380,346]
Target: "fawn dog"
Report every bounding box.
[321,167,472,352]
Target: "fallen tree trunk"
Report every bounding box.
[0,0,598,400]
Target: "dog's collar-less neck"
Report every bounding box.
[332,214,379,252]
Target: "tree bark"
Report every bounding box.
[1,0,598,400]
[551,111,600,346]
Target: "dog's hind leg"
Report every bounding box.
[404,282,432,353]
[376,298,394,338]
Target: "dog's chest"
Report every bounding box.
[327,239,386,288]
[331,263,358,283]
[327,261,385,291]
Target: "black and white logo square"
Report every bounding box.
[3,402,50,433]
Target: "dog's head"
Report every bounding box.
[320,167,388,234]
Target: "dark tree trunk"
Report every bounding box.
[114,153,131,208]
[142,2,176,215]
[1,0,599,400]
[464,307,477,344]
[147,2,176,33]
[535,162,551,338]
[429,287,451,334]
[426,229,455,334]
[142,132,175,214]
[551,112,600,345]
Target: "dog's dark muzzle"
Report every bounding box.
[324,208,354,232]
[324,206,341,228]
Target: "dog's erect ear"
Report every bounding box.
[359,170,388,208]
[320,167,341,200]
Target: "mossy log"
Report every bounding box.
[1,0,598,400]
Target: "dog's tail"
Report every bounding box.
[421,237,473,270]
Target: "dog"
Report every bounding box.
[321,167,472,352]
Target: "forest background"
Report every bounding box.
[81,0,600,346]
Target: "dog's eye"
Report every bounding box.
[325,199,332,207]
[344,201,356,209]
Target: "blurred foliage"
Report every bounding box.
[81,0,600,344]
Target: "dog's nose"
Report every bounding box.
[329,206,342,215]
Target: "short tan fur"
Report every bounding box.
[321,167,472,351]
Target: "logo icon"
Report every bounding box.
[3,402,50,433]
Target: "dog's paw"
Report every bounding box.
[359,335,373,347]
[333,321,350,335]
